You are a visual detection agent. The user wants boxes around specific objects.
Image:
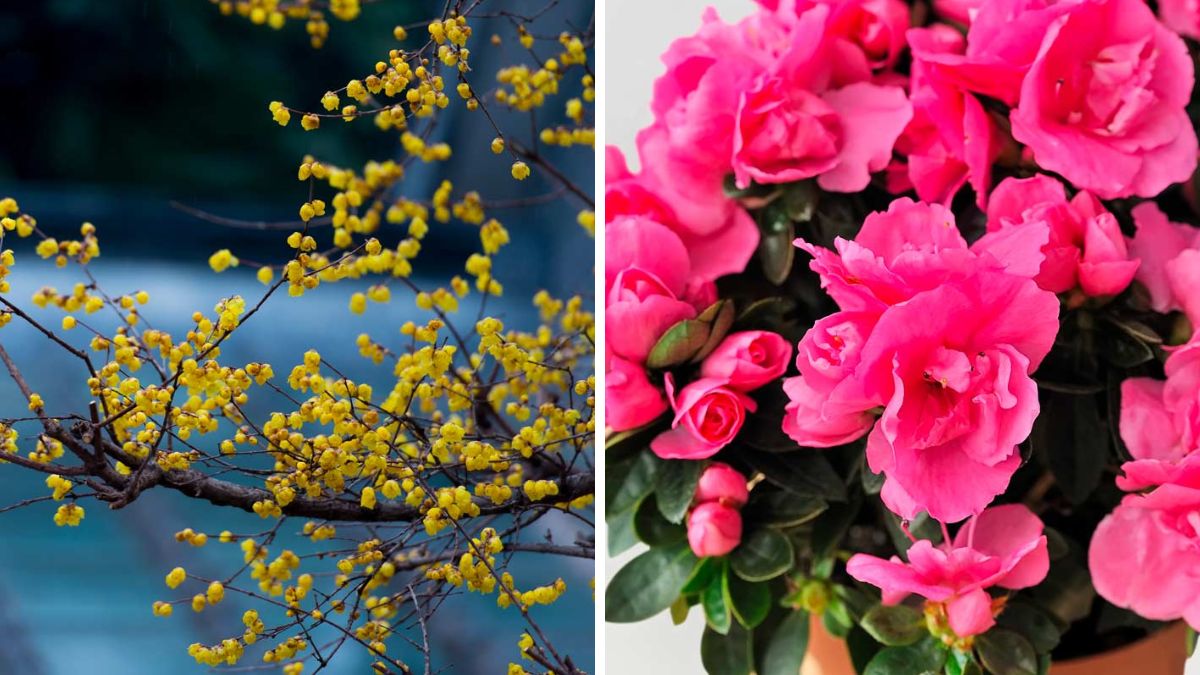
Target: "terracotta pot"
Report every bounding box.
[800,616,1189,675]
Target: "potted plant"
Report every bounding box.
[604,0,1200,673]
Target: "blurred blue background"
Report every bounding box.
[0,1,594,673]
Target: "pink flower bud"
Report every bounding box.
[694,462,749,508]
[687,502,743,558]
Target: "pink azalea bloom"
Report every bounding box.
[1090,458,1200,629]
[606,354,668,433]
[1010,0,1197,199]
[784,311,880,447]
[687,502,744,557]
[651,376,758,460]
[694,462,750,507]
[847,504,1050,637]
[1118,341,1200,490]
[795,198,1046,312]
[606,144,759,282]
[605,216,701,364]
[858,269,1059,523]
[894,25,1004,206]
[986,175,1140,297]
[932,0,981,25]
[700,331,793,392]
[1160,0,1200,40]
[1129,203,1200,325]
[761,0,910,73]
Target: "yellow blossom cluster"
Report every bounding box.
[0,3,593,672]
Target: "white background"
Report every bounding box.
[603,0,1200,672]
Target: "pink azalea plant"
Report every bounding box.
[606,0,1200,673]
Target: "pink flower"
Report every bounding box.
[932,0,981,25]
[796,198,1046,313]
[1010,0,1197,199]
[1090,459,1200,629]
[894,25,1004,206]
[1117,341,1200,490]
[610,139,760,282]
[700,331,793,392]
[694,462,750,507]
[651,376,758,460]
[605,216,700,364]
[847,504,1050,637]
[859,270,1059,523]
[784,311,880,447]
[1160,0,1200,40]
[986,175,1140,297]
[1129,203,1200,325]
[733,75,912,193]
[687,502,744,558]
[606,355,668,433]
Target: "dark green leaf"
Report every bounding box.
[1032,392,1107,504]
[1103,315,1163,345]
[607,544,697,622]
[730,529,794,582]
[646,318,711,369]
[743,488,827,528]
[701,624,754,675]
[606,416,670,464]
[1188,626,1197,659]
[609,450,663,515]
[723,174,778,202]
[739,385,801,453]
[759,222,796,286]
[945,651,982,675]
[704,566,733,635]
[847,626,883,673]
[1027,548,1095,625]
[809,493,862,560]
[656,459,705,524]
[634,496,686,547]
[759,611,810,675]
[996,603,1061,653]
[862,463,884,495]
[728,576,771,629]
[735,297,798,331]
[1097,321,1156,367]
[607,506,639,556]
[861,604,925,647]
[824,605,852,638]
[743,451,847,502]
[781,181,819,222]
[683,557,722,595]
[976,629,1037,675]
[692,300,736,363]
[864,638,947,675]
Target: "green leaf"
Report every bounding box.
[759,611,810,675]
[607,544,697,622]
[704,566,733,635]
[742,488,827,528]
[606,416,670,464]
[646,318,712,369]
[1032,392,1107,504]
[730,529,794,582]
[781,180,819,222]
[607,506,639,556]
[701,623,754,675]
[759,221,796,286]
[609,450,662,515]
[809,493,862,560]
[861,604,925,647]
[735,297,798,331]
[1027,549,1095,625]
[728,576,771,629]
[864,639,947,675]
[634,495,686,547]
[945,651,983,675]
[656,459,705,524]
[1097,321,1156,367]
[683,557,722,595]
[996,603,1061,653]
[743,450,847,502]
[976,629,1037,675]
[692,300,736,363]
[670,595,691,625]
